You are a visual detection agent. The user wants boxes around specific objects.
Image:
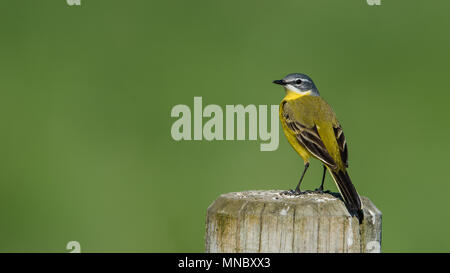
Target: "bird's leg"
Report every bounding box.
[318,165,326,191]
[281,162,310,195]
[315,165,330,194]
[294,162,309,194]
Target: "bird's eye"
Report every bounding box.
[295,79,302,84]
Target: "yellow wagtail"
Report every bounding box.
[273,73,363,221]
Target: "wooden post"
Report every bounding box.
[205,190,382,253]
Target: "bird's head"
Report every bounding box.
[273,73,319,96]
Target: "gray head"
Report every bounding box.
[273,73,320,96]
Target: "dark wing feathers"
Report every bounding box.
[283,113,338,169]
[333,125,348,167]
[283,100,350,169]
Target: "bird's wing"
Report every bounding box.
[282,96,347,170]
[334,124,348,167]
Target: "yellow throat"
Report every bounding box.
[283,89,312,101]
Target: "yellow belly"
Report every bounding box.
[280,110,311,163]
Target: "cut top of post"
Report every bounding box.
[205,190,382,253]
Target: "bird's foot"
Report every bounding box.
[280,189,312,196]
[312,188,331,194]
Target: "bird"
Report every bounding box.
[273,73,363,222]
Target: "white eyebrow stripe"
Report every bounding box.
[286,79,310,84]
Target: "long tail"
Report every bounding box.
[330,169,364,223]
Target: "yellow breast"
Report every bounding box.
[279,90,312,162]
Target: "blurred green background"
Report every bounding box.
[0,0,448,252]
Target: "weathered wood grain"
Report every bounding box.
[205,190,382,253]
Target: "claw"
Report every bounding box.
[280,189,312,196]
[313,188,331,194]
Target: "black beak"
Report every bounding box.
[273,80,285,85]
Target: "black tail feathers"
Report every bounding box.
[330,169,364,224]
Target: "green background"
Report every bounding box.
[0,0,448,252]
